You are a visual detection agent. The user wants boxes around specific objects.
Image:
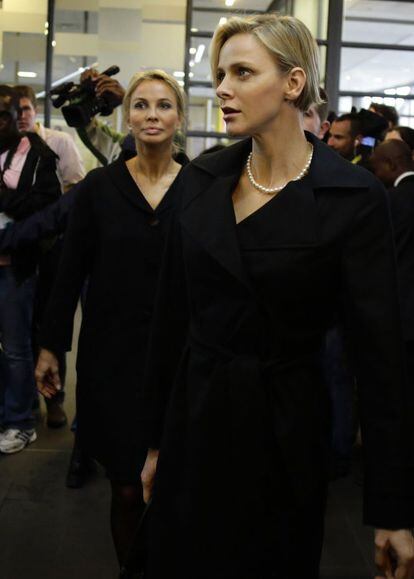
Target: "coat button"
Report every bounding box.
[149,218,160,226]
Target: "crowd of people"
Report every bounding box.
[1,11,414,579]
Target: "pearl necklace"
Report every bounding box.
[246,143,314,195]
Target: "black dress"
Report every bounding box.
[40,154,184,482]
[143,135,414,579]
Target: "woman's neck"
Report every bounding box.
[135,141,175,181]
[250,111,310,187]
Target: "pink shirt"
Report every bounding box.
[0,136,31,265]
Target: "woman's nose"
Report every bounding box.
[146,108,158,120]
[216,79,232,101]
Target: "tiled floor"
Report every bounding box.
[0,311,375,579]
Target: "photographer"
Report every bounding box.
[77,69,129,164]
[15,85,86,429]
[0,86,60,453]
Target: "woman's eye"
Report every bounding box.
[135,102,146,109]
[238,68,251,78]
[160,102,172,109]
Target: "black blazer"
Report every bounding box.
[388,173,414,340]
[143,133,414,577]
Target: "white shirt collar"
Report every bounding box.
[394,171,414,187]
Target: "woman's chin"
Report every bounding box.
[225,123,248,138]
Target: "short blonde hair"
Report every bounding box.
[210,13,322,112]
[123,69,185,126]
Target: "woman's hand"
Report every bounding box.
[375,528,414,578]
[141,448,159,504]
[35,348,61,399]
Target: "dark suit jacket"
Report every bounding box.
[389,173,414,340]
[143,133,414,579]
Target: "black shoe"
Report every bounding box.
[66,448,95,489]
[46,400,68,428]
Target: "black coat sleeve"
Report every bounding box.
[0,150,61,221]
[38,174,97,354]
[341,178,414,528]
[0,184,78,252]
[142,195,190,449]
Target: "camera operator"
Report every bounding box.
[77,69,128,165]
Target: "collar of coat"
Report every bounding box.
[179,132,376,293]
[190,131,373,191]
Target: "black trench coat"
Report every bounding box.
[40,154,184,480]
[143,134,414,579]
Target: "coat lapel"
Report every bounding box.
[180,133,372,290]
[181,170,253,290]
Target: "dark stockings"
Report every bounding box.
[110,481,145,567]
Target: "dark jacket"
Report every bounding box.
[388,173,414,340]
[143,134,414,579]
[0,182,78,254]
[0,132,60,280]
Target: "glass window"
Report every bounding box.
[340,47,414,94]
[343,0,414,46]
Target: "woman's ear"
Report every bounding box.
[284,67,306,103]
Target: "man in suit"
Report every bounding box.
[371,139,414,384]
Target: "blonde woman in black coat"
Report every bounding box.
[141,15,414,579]
[35,70,186,570]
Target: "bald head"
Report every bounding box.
[371,139,414,187]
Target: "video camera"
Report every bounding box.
[50,65,120,128]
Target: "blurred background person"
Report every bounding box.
[369,102,399,129]
[0,86,60,454]
[385,125,414,159]
[371,138,414,401]
[327,112,362,161]
[15,84,86,429]
[328,108,387,169]
[35,70,187,572]
[303,86,330,140]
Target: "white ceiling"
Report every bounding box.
[0,0,413,104]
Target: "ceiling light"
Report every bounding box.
[189,47,196,55]
[191,27,198,33]
[52,40,56,47]
[194,44,205,63]
[225,0,235,6]
[178,80,185,87]
[219,17,227,26]
[173,71,185,78]
[396,86,410,96]
[18,71,37,78]
[384,88,396,95]
[189,60,195,68]
[189,72,194,78]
